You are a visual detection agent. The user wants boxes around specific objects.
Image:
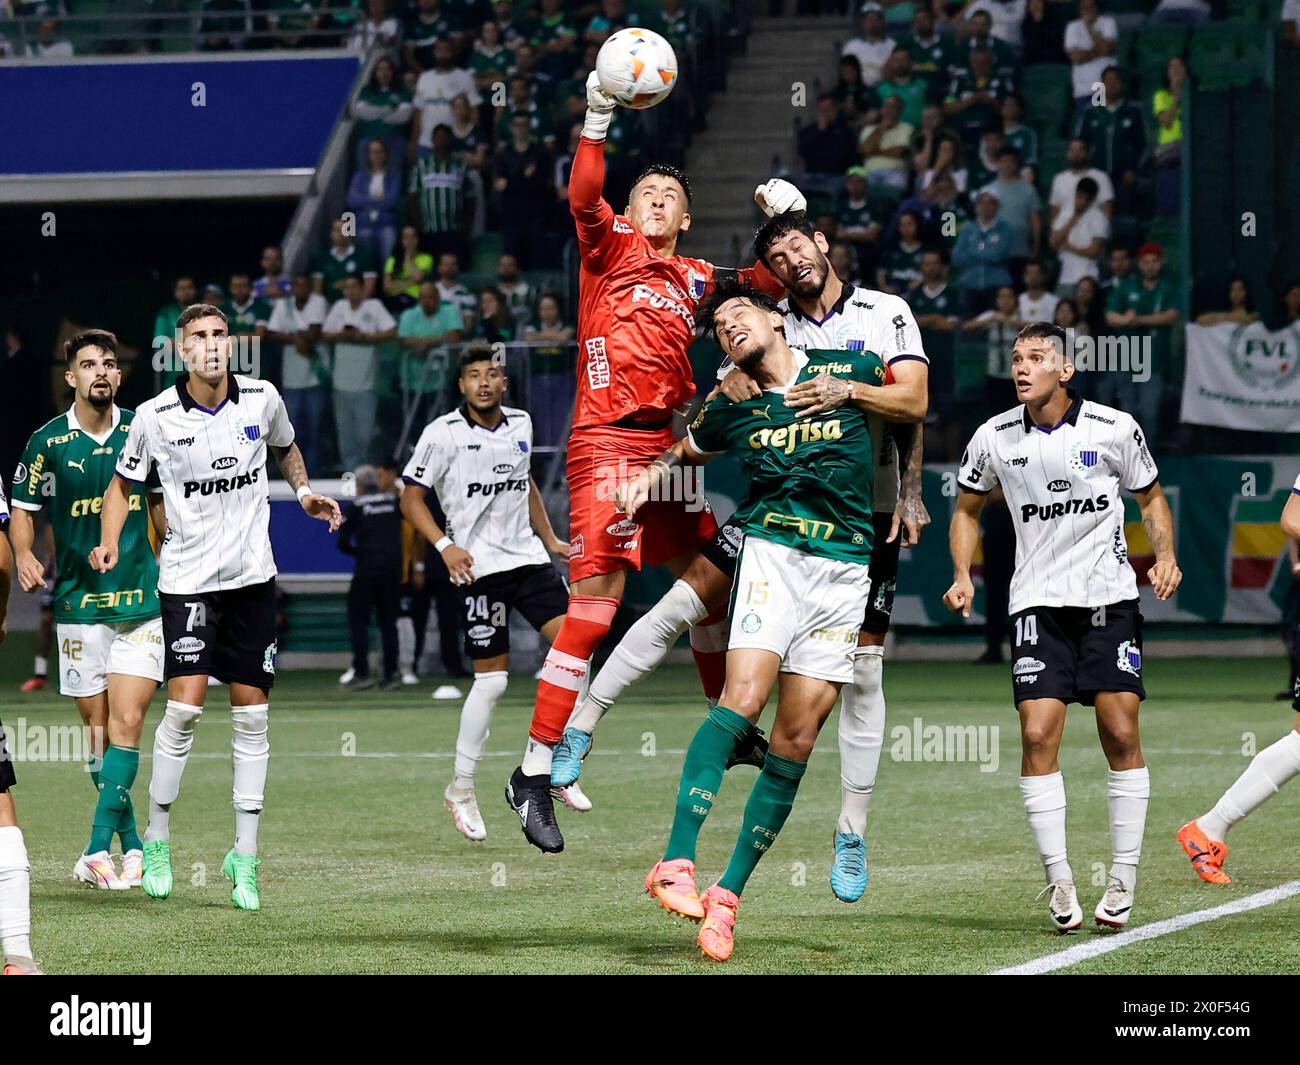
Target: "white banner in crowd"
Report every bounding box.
[1181,321,1300,432]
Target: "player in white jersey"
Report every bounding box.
[91,303,341,911]
[945,322,1181,933]
[0,479,43,973]
[1175,473,1300,886]
[550,213,930,902]
[400,345,586,844]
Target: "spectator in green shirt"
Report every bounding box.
[905,7,950,102]
[152,276,197,378]
[877,46,928,128]
[1103,241,1178,440]
[222,273,271,342]
[353,55,413,173]
[876,209,925,295]
[398,280,464,417]
[384,225,435,309]
[403,0,465,75]
[530,0,579,81]
[1074,65,1146,215]
[585,0,638,46]
[313,217,380,300]
[1153,56,1186,217]
[1000,93,1038,183]
[471,287,517,345]
[470,18,515,94]
[836,166,883,272]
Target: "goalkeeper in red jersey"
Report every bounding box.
[505,71,805,853]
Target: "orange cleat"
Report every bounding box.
[697,885,740,962]
[19,676,47,693]
[644,858,705,921]
[1177,820,1231,885]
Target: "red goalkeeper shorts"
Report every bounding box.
[565,424,718,583]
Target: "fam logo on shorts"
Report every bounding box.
[237,423,262,446]
[1070,444,1099,472]
[262,641,277,675]
[1116,640,1141,677]
[740,612,762,634]
[1013,656,1045,684]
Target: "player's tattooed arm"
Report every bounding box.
[147,493,168,554]
[942,490,988,619]
[1133,482,1182,601]
[0,524,12,642]
[529,476,569,559]
[272,443,343,532]
[616,440,706,520]
[787,360,928,422]
[892,424,930,547]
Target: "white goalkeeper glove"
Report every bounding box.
[583,70,617,141]
[754,178,807,217]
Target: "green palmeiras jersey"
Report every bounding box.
[10,405,161,624]
[686,347,885,565]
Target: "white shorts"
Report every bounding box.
[728,536,871,684]
[57,617,165,698]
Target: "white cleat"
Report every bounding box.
[401,670,419,686]
[1036,879,1083,934]
[338,667,356,685]
[73,850,129,891]
[1094,877,1134,930]
[119,849,143,888]
[553,782,593,812]
[444,786,487,841]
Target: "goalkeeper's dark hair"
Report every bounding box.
[695,281,783,343]
[753,210,818,266]
[631,163,692,206]
[65,328,119,364]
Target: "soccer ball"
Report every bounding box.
[595,27,678,110]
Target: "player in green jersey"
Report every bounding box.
[9,330,165,892]
[622,285,886,962]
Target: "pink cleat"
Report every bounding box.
[644,858,705,921]
[697,884,740,962]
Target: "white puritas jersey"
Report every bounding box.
[116,374,295,594]
[717,285,928,513]
[958,391,1159,614]
[402,404,550,578]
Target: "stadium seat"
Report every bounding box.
[1021,65,1071,133]
[1135,25,1189,87]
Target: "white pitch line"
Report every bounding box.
[991,879,1300,975]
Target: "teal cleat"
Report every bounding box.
[830,832,868,903]
[140,839,173,900]
[550,727,592,788]
[221,848,262,911]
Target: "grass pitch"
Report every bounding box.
[4,634,1298,975]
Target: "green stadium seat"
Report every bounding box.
[1135,25,1189,86]
[1021,64,1071,131]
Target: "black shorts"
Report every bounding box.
[863,511,901,636]
[699,517,744,576]
[463,563,568,660]
[701,512,900,634]
[0,716,14,792]
[160,579,279,690]
[1009,599,1145,707]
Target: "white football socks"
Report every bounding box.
[452,671,508,792]
[521,737,553,776]
[1020,771,1072,884]
[567,580,706,735]
[0,826,32,960]
[837,645,886,837]
[145,700,203,842]
[231,704,269,856]
[1107,766,1150,892]
[1198,729,1300,841]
